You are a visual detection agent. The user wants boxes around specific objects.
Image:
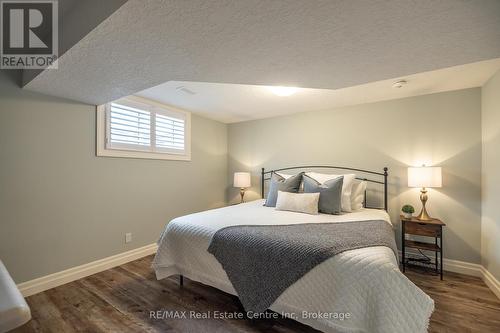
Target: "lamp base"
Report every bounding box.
[240,188,245,203]
[416,207,433,221]
[416,188,434,221]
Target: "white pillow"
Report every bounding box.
[305,172,356,212]
[275,191,320,215]
[350,180,367,211]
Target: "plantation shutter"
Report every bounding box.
[155,112,186,153]
[105,98,187,155]
[107,102,151,150]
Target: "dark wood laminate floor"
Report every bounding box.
[13,255,500,333]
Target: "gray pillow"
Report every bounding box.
[303,175,344,214]
[264,172,304,207]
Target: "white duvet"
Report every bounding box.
[153,200,434,333]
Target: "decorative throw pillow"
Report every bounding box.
[264,172,303,207]
[275,191,320,215]
[305,172,355,212]
[351,200,363,211]
[351,180,367,211]
[276,172,305,192]
[303,175,344,214]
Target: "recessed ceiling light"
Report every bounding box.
[392,80,407,88]
[267,86,299,96]
[176,86,196,95]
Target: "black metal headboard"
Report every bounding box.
[261,166,389,211]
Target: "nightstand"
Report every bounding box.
[401,216,445,280]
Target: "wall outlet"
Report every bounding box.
[125,233,132,243]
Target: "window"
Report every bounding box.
[96,96,191,160]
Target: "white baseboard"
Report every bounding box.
[482,267,500,299]
[446,260,500,299]
[442,258,483,277]
[17,244,499,301]
[17,243,158,297]
[400,250,499,299]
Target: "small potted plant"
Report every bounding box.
[401,205,415,219]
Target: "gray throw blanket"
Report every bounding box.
[207,220,397,313]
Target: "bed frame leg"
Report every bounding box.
[179,274,184,286]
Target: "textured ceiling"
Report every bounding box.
[136,58,500,123]
[24,0,500,105]
[22,0,128,86]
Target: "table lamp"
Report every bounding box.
[234,172,251,203]
[408,166,442,221]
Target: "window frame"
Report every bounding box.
[96,96,191,161]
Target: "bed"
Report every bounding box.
[153,166,434,333]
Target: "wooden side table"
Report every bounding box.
[401,215,446,280]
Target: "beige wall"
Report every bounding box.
[228,88,482,264]
[0,70,228,283]
[481,70,500,280]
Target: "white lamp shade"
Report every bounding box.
[408,166,442,188]
[233,172,251,188]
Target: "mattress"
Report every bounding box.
[153,200,434,333]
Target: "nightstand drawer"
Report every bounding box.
[405,222,441,237]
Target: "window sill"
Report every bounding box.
[96,146,191,161]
